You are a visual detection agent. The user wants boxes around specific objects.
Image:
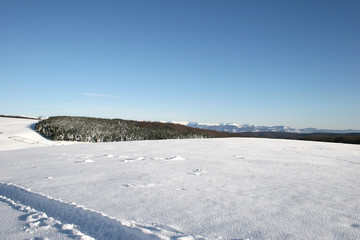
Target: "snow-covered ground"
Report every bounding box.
[0,117,360,239]
[0,117,75,151]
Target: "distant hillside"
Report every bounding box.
[169,122,360,134]
[35,116,360,144]
[35,116,234,142]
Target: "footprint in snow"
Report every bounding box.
[74,159,94,163]
[60,224,93,239]
[190,169,208,176]
[166,156,185,161]
[123,183,156,188]
[351,223,360,228]
[22,212,53,232]
[151,156,185,161]
[233,155,245,159]
[119,156,146,163]
[83,159,94,163]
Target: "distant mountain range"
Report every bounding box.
[168,122,360,134]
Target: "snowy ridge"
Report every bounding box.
[0,182,201,240]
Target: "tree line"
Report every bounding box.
[35,116,360,144]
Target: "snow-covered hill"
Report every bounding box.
[170,121,360,134]
[0,117,360,239]
[0,117,75,151]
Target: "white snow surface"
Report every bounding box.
[0,118,360,239]
[0,117,74,151]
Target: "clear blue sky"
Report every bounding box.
[1,0,359,129]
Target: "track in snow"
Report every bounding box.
[0,182,200,240]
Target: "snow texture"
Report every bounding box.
[0,182,195,240]
[0,117,360,239]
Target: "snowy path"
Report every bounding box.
[0,195,75,240]
[0,182,199,240]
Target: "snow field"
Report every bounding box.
[0,182,197,240]
[0,117,75,151]
[0,117,360,239]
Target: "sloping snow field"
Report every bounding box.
[0,117,359,239]
[0,117,74,151]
